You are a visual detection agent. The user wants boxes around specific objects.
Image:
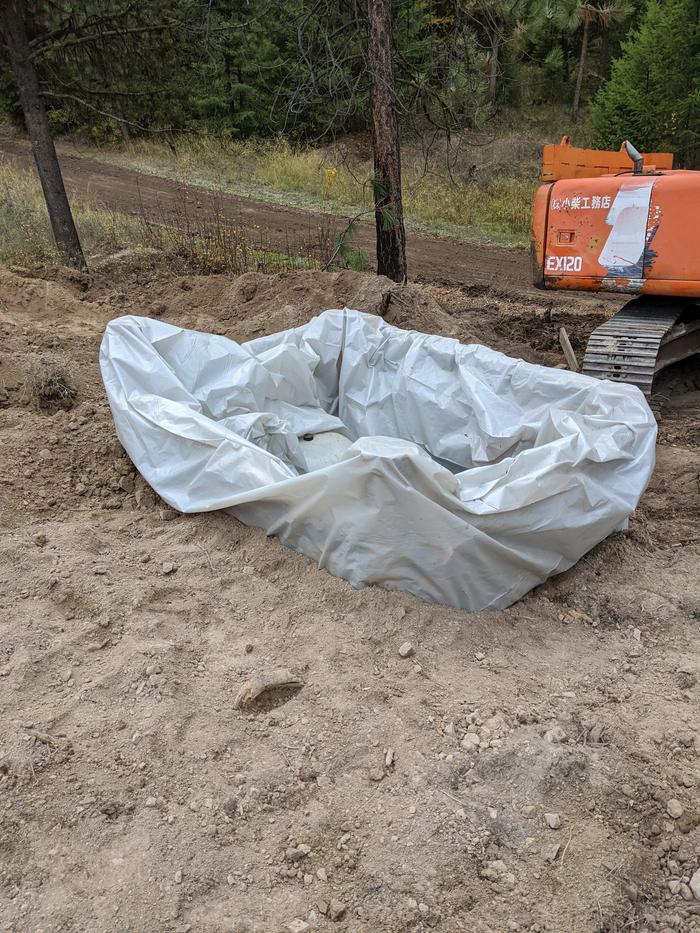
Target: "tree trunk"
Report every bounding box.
[3,0,86,269]
[600,27,611,79]
[116,114,130,143]
[487,35,500,106]
[572,14,590,123]
[367,0,407,283]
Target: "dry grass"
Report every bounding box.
[0,163,144,265]
[21,357,77,411]
[0,163,340,274]
[136,188,347,274]
[83,132,543,245]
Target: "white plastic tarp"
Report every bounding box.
[100,309,656,611]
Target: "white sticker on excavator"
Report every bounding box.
[598,180,654,275]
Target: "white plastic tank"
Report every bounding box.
[296,431,353,473]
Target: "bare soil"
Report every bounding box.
[1,255,699,933]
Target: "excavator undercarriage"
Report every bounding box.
[581,299,700,396]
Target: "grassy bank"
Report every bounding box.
[79,134,539,247]
[0,163,144,265]
[0,164,319,272]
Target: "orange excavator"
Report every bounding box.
[531,137,700,395]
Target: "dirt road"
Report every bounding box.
[0,131,537,292]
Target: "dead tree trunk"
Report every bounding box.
[3,0,86,269]
[367,0,406,283]
[486,35,500,106]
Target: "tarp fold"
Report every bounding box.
[100,309,656,611]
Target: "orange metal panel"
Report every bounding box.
[543,176,650,285]
[532,138,700,297]
[530,183,551,289]
[534,170,700,298]
[541,136,674,182]
[642,171,700,285]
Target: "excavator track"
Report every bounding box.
[581,299,700,396]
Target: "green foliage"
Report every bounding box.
[588,0,700,165]
[0,0,654,143]
[334,221,370,271]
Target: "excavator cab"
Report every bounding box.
[531,137,700,395]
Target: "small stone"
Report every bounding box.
[316,867,328,882]
[544,812,561,830]
[161,562,177,575]
[521,805,537,819]
[298,765,317,783]
[689,867,700,900]
[622,880,638,902]
[474,652,486,661]
[480,859,515,890]
[668,880,682,895]
[542,843,560,862]
[144,796,157,808]
[33,532,47,547]
[100,800,120,818]
[329,899,346,921]
[159,508,177,522]
[369,767,385,782]
[544,725,567,744]
[222,796,238,818]
[174,869,183,884]
[680,883,694,901]
[461,733,480,750]
[285,921,309,933]
[620,784,635,799]
[567,609,594,625]
[667,799,684,819]
[118,475,134,494]
[398,642,415,658]
[587,723,605,744]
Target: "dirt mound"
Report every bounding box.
[1,258,699,933]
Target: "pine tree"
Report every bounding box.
[588,0,700,166]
